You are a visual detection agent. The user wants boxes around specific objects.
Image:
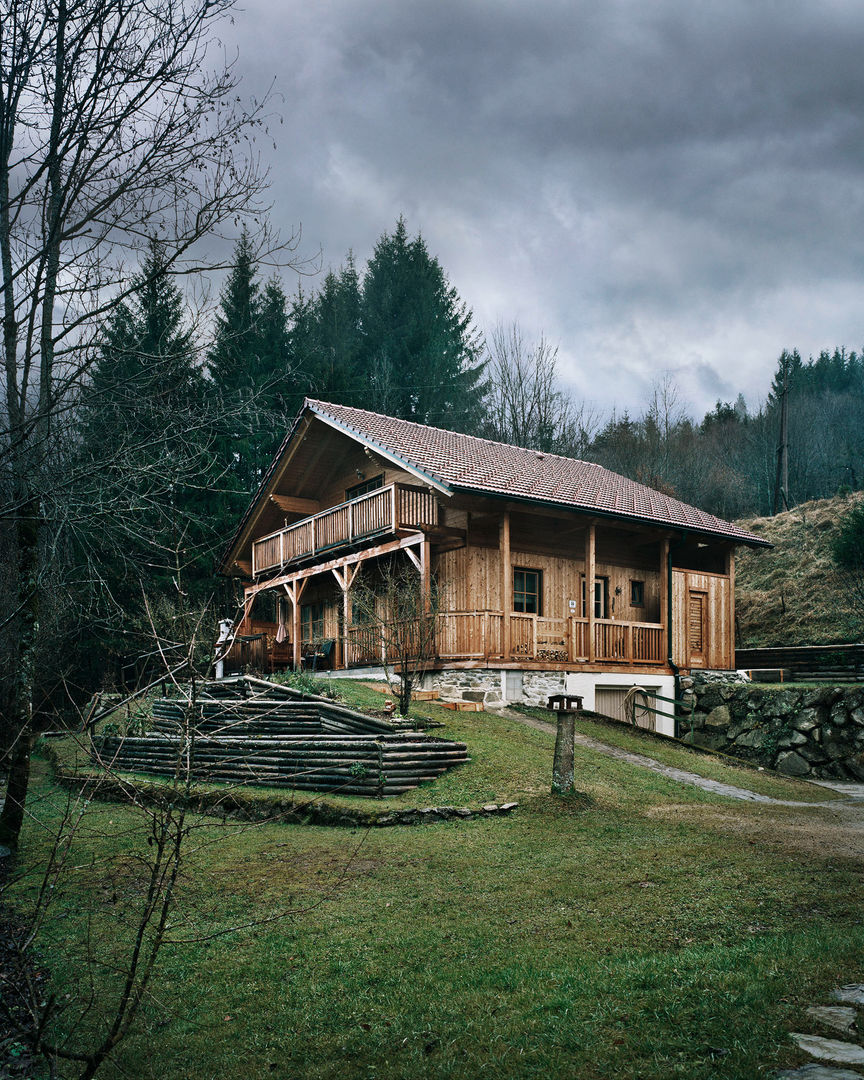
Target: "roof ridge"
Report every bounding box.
[305,397,597,468]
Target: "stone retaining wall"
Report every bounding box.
[679,671,864,780]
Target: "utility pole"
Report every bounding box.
[772,355,790,514]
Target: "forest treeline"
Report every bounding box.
[6,216,864,720]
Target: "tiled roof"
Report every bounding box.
[307,399,769,547]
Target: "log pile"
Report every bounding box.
[91,678,469,797]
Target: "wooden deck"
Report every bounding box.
[252,484,438,576]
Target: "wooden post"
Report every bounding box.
[585,522,596,662]
[660,537,670,663]
[551,711,575,796]
[287,578,308,671]
[420,538,431,614]
[500,511,511,660]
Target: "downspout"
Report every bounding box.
[667,542,681,736]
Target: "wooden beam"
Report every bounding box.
[586,522,596,663]
[500,512,511,659]
[403,546,421,572]
[244,532,424,598]
[660,537,670,662]
[269,494,320,516]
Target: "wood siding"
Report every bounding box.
[434,544,661,623]
[671,570,733,670]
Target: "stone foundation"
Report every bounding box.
[421,669,568,708]
[679,672,864,780]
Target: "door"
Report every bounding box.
[688,590,708,667]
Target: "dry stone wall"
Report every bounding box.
[679,672,864,780]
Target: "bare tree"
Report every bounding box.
[352,557,439,717]
[483,322,598,457]
[0,0,286,847]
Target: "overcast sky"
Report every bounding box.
[226,0,864,419]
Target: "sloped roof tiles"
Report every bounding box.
[306,399,769,546]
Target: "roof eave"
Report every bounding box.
[216,406,314,576]
[449,484,773,548]
[307,402,453,497]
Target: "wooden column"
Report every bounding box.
[726,547,735,668]
[420,538,431,614]
[285,578,308,671]
[500,512,511,660]
[585,523,596,662]
[240,587,256,634]
[332,565,359,670]
[660,537,670,663]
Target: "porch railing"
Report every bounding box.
[344,612,665,667]
[436,612,664,665]
[252,484,438,576]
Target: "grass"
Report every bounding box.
[736,492,864,646]
[12,681,864,1079]
[518,708,842,804]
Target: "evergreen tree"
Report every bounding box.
[207,232,294,519]
[207,227,261,393]
[360,218,486,429]
[81,241,200,445]
[76,240,212,625]
[310,256,364,402]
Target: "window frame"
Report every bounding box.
[301,601,326,642]
[630,580,645,608]
[345,473,384,501]
[513,568,543,615]
[581,576,609,619]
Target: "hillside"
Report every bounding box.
[734,492,864,647]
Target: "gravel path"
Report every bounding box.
[500,709,864,807]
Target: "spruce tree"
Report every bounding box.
[207,232,294,515]
[360,218,486,430]
[207,227,261,393]
[77,240,212,629]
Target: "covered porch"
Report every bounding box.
[230,514,675,675]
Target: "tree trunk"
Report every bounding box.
[0,491,40,848]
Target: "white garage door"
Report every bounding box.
[594,686,658,731]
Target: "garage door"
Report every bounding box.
[594,686,658,731]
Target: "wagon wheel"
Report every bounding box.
[623,686,653,730]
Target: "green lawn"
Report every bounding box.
[12,682,864,1079]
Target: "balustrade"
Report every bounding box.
[252,484,438,575]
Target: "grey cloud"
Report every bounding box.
[229,0,864,414]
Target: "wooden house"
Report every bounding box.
[219,400,769,729]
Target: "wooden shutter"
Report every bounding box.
[688,591,707,664]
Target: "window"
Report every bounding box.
[630,580,645,607]
[513,569,542,614]
[301,602,325,642]
[581,577,609,618]
[346,473,384,501]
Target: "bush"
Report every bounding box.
[832,501,864,571]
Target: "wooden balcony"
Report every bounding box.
[252,484,438,576]
[346,612,666,667]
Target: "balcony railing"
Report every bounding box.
[345,612,665,667]
[252,483,438,576]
